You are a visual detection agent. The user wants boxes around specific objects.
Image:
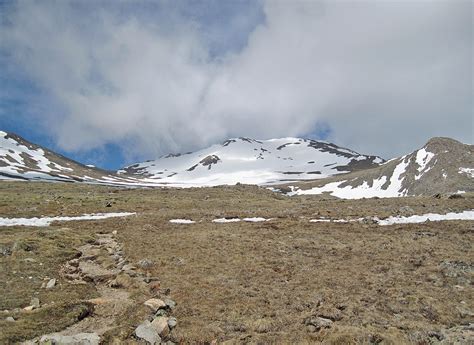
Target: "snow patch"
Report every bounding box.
[243,217,270,222]
[212,218,241,223]
[415,148,435,180]
[0,212,136,227]
[290,157,410,199]
[459,167,474,178]
[378,210,474,225]
[169,219,195,224]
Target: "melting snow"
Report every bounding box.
[243,217,270,222]
[212,218,241,223]
[212,217,271,223]
[378,210,474,225]
[459,167,474,178]
[289,157,410,199]
[414,148,435,180]
[0,131,73,177]
[0,212,136,227]
[309,211,474,226]
[169,219,195,224]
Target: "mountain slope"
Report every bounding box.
[0,131,142,185]
[287,137,474,198]
[119,137,384,186]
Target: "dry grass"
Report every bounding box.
[0,181,472,343]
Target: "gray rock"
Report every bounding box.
[5,316,15,322]
[398,206,415,216]
[46,278,56,289]
[168,317,177,329]
[0,244,12,257]
[304,316,333,331]
[164,298,176,310]
[135,320,161,344]
[31,297,40,309]
[40,332,100,344]
[121,264,137,271]
[138,259,154,269]
[144,298,166,312]
[151,316,170,338]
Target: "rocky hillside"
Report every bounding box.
[287,137,474,198]
[119,137,384,186]
[0,131,141,185]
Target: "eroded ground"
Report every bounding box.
[0,182,473,344]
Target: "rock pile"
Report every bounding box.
[24,231,178,344]
[135,298,178,344]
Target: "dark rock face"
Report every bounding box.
[200,155,220,166]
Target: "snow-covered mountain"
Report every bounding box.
[288,137,474,199]
[0,131,141,185]
[2,131,471,197]
[119,137,384,186]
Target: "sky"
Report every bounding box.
[0,0,472,170]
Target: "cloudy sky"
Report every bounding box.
[0,0,472,169]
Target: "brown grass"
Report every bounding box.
[0,181,472,343]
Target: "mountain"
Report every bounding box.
[119,137,384,186]
[0,131,141,185]
[287,137,474,198]
[2,131,471,197]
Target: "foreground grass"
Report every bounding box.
[0,182,472,343]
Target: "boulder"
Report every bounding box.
[151,316,170,338]
[144,298,166,312]
[135,320,161,344]
[46,278,56,289]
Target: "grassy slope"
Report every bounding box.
[0,182,472,343]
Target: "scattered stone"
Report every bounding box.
[5,316,15,322]
[144,298,167,312]
[164,298,176,310]
[135,320,161,345]
[359,216,379,225]
[167,317,177,329]
[40,332,100,345]
[121,264,137,271]
[0,244,12,257]
[398,206,415,216]
[151,316,170,338]
[23,305,35,312]
[138,259,154,269]
[31,297,40,309]
[440,323,474,343]
[46,278,56,289]
[109,273,135,289]
[154,309,167,318]
[105,201,112,207]
[304,316,333,331]
[457,305,474,319]
[112,230,118,235]
[448,194,464,199]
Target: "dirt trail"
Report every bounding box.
[23,232,176,344]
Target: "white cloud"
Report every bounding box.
[1,0,472,162]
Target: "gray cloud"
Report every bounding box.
[1,0,472,161]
